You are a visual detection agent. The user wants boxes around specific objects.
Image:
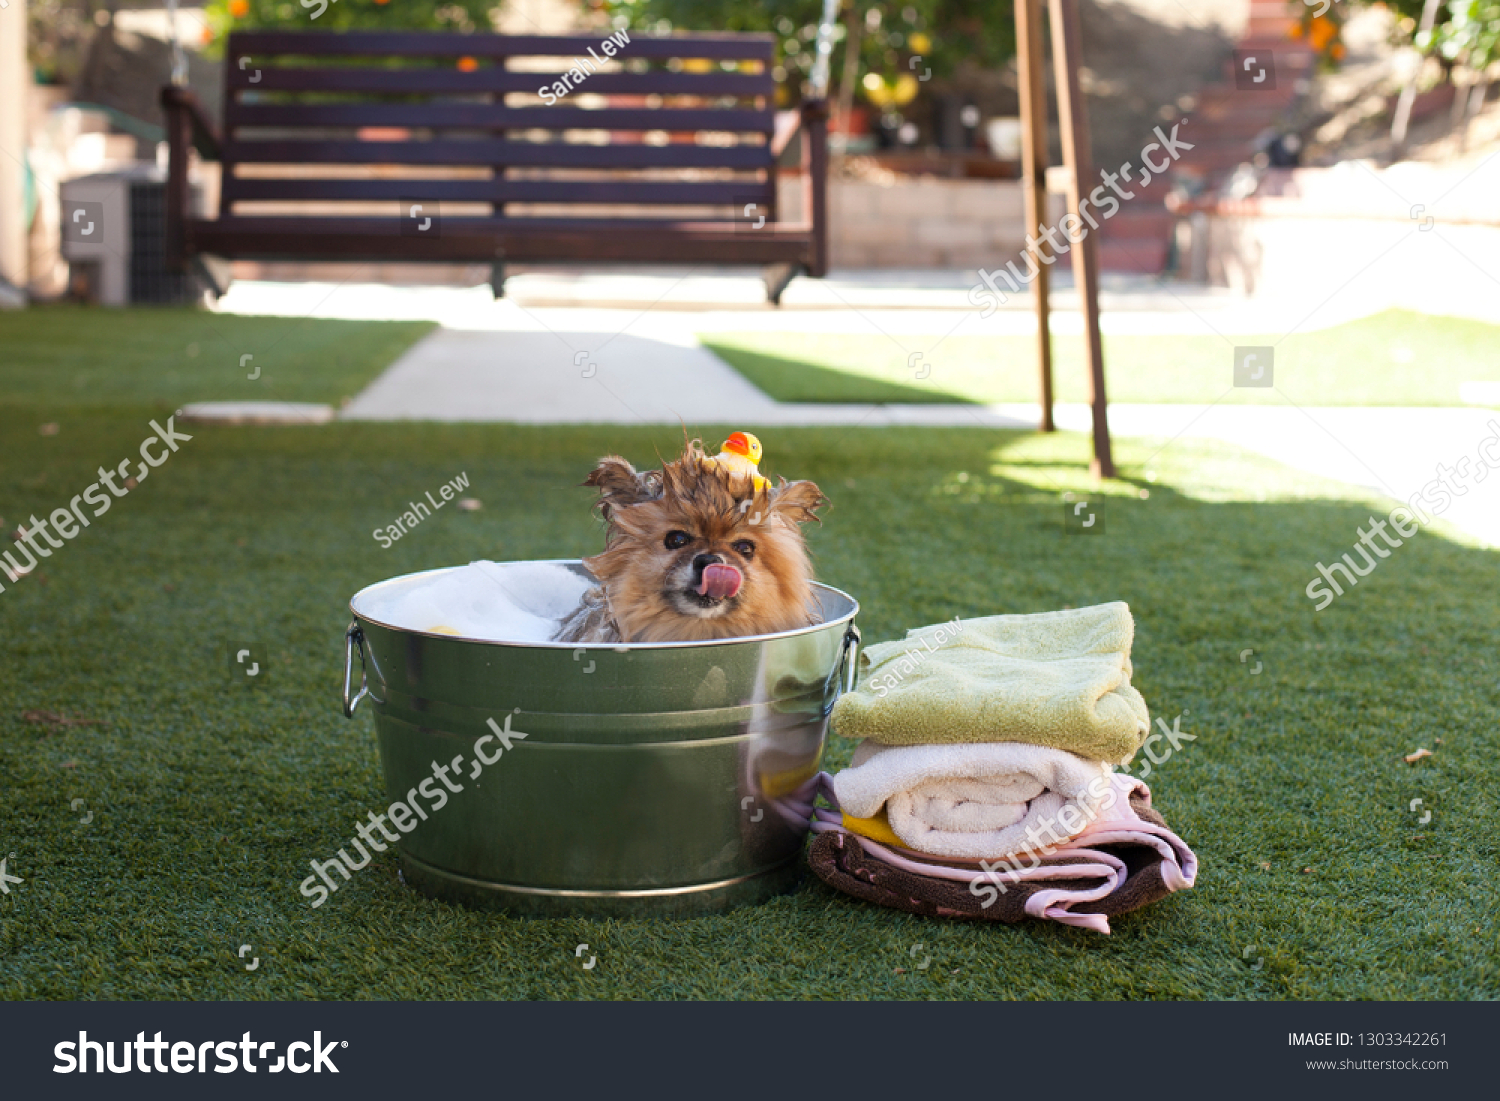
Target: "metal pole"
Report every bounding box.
[167,0,190,86]
[832,4,865,171]
[1390,0,1442,157]
[1016,0,1054,432]
[1048,0,1114,478]
[807,0,842,100]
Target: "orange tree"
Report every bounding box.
[201,0,499,51]
[1344,0,1500,67]
[1421,1,1500,71]
[596,0,1015,104]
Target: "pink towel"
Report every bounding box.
[798,772,1198,934]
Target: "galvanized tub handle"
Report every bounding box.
[839,624,861,696]
[343,622,369,717]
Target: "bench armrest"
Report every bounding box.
[771,98,831,161]
[799,99,829,276]
[771,109,802,160]
[159,86,222,270]
[161,85,222,160]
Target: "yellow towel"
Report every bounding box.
[841,809,906,848]
[840,808,1059,865]
[831,603,1150,765]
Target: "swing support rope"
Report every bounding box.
[165,0,189,86]
[807,0,841,100]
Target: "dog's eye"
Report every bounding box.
[664,530,693,550]
[732,540,755,558]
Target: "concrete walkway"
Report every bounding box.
[218,267,1500,327]
[334,326,1500,548]
[217,277,1500,548]
[340,327,795,425]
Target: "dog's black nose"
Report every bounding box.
[692,553,724,571]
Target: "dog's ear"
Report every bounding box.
[585,456,662,521]
[768,478,827,525]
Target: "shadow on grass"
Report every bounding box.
[700,341,981,405]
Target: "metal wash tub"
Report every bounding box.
[342,561,859,916]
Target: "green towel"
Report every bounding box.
[832,602,1150,764]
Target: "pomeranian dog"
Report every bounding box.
[554,436,827,644]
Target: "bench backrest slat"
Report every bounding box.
[227,67,774,97]
[221,139,770,170]
[228,30,774,61]
[220,30,780,222]
[223,178,764,206]
[225,103,776,133]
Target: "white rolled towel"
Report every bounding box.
[833,741,1113,859]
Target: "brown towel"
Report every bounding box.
[806,794,1182,925]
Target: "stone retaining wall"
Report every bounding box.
[780,176,1058,270]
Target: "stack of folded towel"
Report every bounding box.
[802,602,1197,934]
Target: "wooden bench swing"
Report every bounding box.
[161,12,838,304]
[160,0,1116,477]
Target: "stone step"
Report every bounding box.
[1099,209,1175,239]
[179,402,337,425]
[1246,3,1301,38]
[1098,237,1169,273]
[1193,101,1300,127]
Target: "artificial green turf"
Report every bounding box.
[1,335,1498,1000]
[0,304,434,409]
[703,308,1500,406]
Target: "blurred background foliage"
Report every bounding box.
[1356,0,1500,72]
[200,0,498,54]
[1422,0,1500,71]
[597,0,1014,92]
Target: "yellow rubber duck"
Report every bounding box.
[704,431,770,492]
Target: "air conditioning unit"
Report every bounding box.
[60,167,209,305]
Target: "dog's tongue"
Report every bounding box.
[697,563,743,600]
